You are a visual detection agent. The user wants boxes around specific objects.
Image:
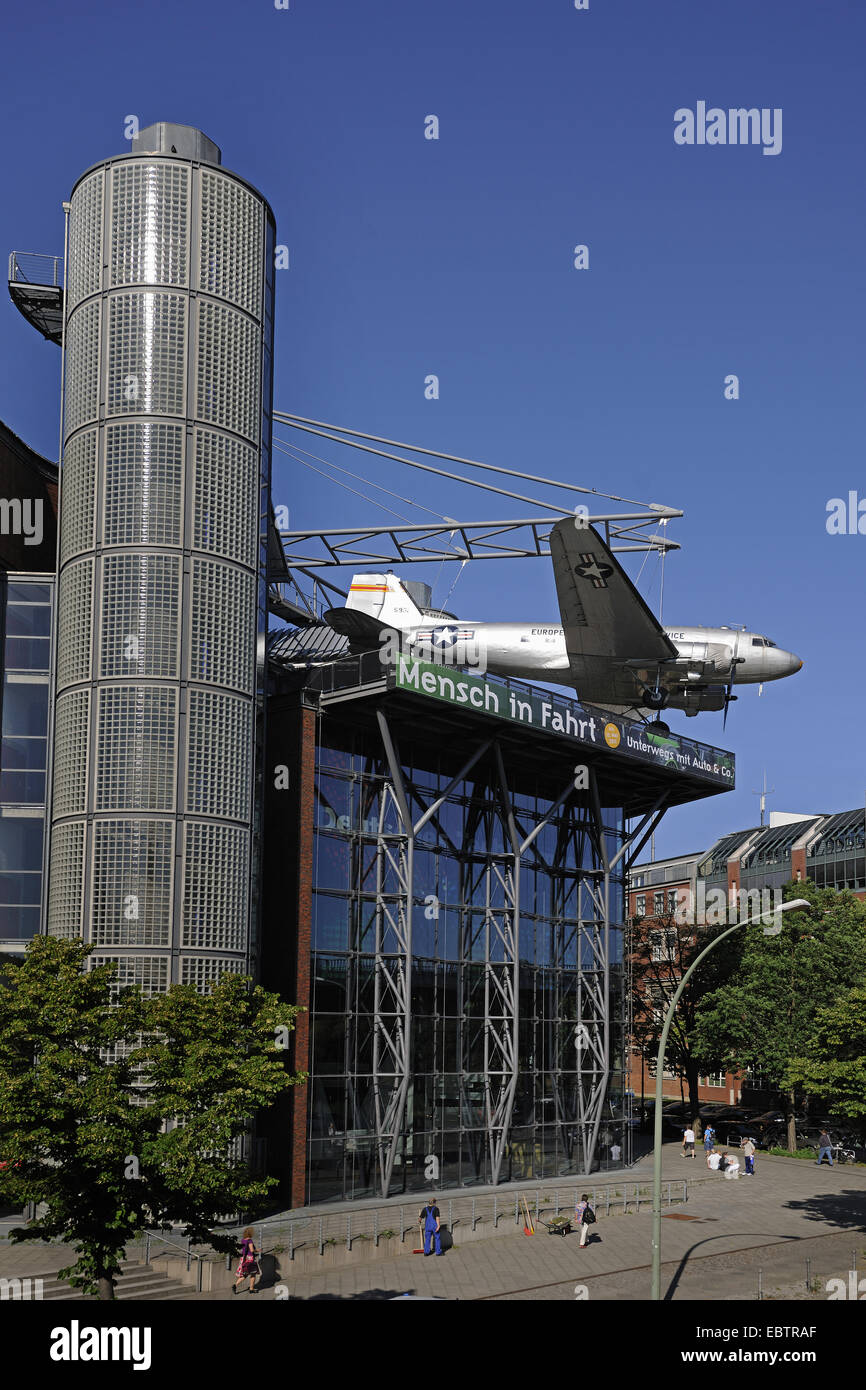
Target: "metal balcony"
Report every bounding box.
[8,252,64,344]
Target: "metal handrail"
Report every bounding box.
[8,251,63,288]
[143,1231,206,1291]
[307,649,734,769]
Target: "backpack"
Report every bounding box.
[581,1205,596,1225]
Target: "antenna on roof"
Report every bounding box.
[753,770,775,827]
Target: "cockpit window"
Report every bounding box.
[751,637,776,648]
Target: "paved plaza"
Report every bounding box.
[2,1148,864,1301]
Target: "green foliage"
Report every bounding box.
[692,883,866,1118]
[629,910,745,1120]
[767,1146,820,1160]
[0,936,305,1298]
[787,984,866,1119]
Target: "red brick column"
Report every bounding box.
[290,702,316,1209]
[791,846,806,884]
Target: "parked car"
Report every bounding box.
[705,1108,758,1143]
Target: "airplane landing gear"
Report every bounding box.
[641,686,667,710]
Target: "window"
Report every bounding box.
[653,891,665,917]
[634,893,646,917]
[698,1072,726,1088]
[650,929,678,962]
[666,889,678,914]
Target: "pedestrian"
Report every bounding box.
[707,1148,721,1171]
[724,1153,740,1179]
[232,1227,260,1295]
[574,1193,596,1247]
[610,1141,622,1163]
[682,1125,695,1158]
[815,1130,834,1167]
[419,1197,443,1255]
[743,1137,756,1176]
[703,1124,716,1153]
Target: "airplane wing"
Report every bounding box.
[322,606,384,652]
[549,519,679,705]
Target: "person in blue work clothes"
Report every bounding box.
[419,1197,444,1256]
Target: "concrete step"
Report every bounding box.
[36,1263,198,1301]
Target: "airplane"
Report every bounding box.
[322,518,802,727]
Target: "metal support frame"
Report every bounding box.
[372,712,414,1198]
[276,514,680,570]
[363,708,677,1195]
[371,712,493,1198]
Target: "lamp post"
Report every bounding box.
[650,897,810,1301]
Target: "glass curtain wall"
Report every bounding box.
[306,724,626,1204]
[0,574,54,944]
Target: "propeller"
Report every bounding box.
[722,628,742,729]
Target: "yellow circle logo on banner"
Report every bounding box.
[603,723,621,748]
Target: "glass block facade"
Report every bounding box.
[47,130,276,988]
[0,575,54,945]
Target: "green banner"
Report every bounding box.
[394,657,735,787]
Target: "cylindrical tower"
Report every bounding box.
[47,123,276,993]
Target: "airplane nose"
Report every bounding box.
[765,649,802,679]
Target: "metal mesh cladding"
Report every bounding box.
[195,300,260,442]
[63,300,101,436]
[99,554,181,680]
[59,429,96,564]
[186,690,253,820]
[67,171,104,311]
[189,559,256,691]
[56,559,94,689]
[110,162,189,288]
[52,139,269,986]
[192,428,258,566]
[90,953,170,996]
[179,954,245,991]
[182,823,250,952]
[198,170,263,315]
[51,691,90,817]
[106,291,187,417]
[94,686,178,812]
[91,819,174,947]
[46,821,86,938]
[103,422,184,548]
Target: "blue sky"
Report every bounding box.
[2,0,864,859]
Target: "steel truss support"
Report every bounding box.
[577,774,673,1177]
[372,713,414,1198]
[275,515,680,570]
[370,708,673,1193]
[371,712,492,1197]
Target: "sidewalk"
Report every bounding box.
[2,1148,863,1301]
[219,1153,866,1301]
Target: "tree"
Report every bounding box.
[629,909,744,1136]
[787,984,866,1120]
[0,936,304,1299]
[692,882,866,1151]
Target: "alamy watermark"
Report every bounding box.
[378,625,488,676]
[674,103,782,157]
[826,1270,866,1299]
[639,885,785,934]
[0,497,43,547]
[826,492,866,535]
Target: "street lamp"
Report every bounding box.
[650,897,810,1301]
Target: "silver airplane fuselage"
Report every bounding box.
[409,621,802,687]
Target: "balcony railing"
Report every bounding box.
[8,251,63,287]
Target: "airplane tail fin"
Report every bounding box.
[345,573,423,633]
